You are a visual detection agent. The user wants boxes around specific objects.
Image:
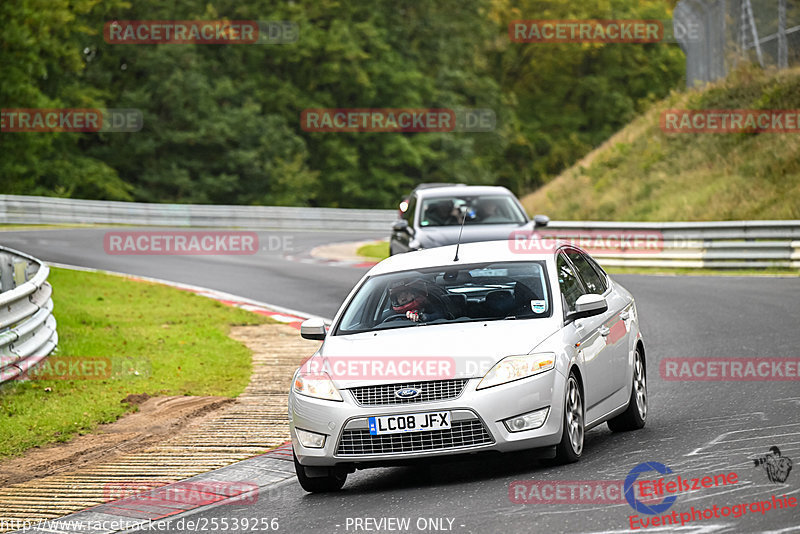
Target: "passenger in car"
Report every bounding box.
[476,198,507,223]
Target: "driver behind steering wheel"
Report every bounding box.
[389,281,446,323]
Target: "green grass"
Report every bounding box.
[521,65,800,221]
[0,268,269,459]
[357,241,390,260]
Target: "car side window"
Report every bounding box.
[584,254,609,288]
[566,249,607,295]
[557,252,583,313]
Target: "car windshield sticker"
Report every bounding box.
[469,268,509,277]
[531,300,547,313]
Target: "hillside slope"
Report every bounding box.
[521,66,800,221]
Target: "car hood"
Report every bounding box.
[313,318,560,389]
[417,222,533,248]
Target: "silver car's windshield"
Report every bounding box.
[419,195,526,227]
[335,261,551,335]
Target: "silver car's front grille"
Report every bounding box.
[349,379,469,406]
[336,419,493,456]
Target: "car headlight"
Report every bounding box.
[293,372,343,401]
[476,353,555,390]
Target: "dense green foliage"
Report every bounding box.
[1,0,684,207]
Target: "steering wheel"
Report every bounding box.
[380,314,410,324]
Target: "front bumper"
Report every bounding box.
[289,370,565,467]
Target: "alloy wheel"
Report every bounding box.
[634,350,647,420]
[566,376,584,455]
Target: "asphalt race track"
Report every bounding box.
[0,228,375,318]
[3,228,799,534]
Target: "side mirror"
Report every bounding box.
[392,219,414,235]
[392,219,408,232]
[533,215,550,228]
[571,294,608,321]
[300,318,327,340]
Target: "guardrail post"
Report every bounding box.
[13,258,29,285]
[0,253,14,292]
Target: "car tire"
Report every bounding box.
[554,372,584,463]
[607,347,647,432]
[293,450,347,493]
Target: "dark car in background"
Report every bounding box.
[390,185,549,255]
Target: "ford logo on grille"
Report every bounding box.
[395,387,420,399]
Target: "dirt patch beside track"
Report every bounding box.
[0,396,233,487]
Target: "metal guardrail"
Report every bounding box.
[545,221,800,269]
[0,247,58,384]
[0,194,396,231]
[1,195,798,269]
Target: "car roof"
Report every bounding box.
[368,239,572,276]
[411,183,465,193]
[415,185,514,199]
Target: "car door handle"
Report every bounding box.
[620,311,630,321]
[599,326,611,337]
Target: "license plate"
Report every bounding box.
[368,411,451,435]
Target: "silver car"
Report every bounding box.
[389,185,549,255]
[289,240,647,492]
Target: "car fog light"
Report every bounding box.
[503,407,549,432]
[295,427,326,448]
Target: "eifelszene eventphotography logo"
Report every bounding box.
[625,462,679,515]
